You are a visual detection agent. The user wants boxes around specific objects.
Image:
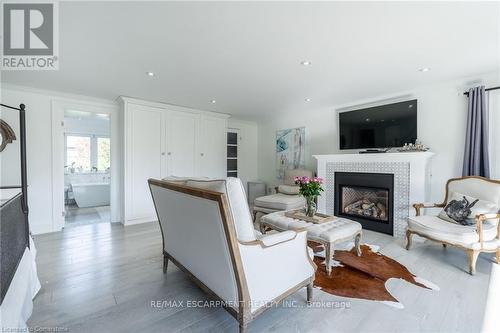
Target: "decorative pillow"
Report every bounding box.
[278,185,300,195]
[438,192,497,226]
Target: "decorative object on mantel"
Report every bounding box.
[294,176,324,217]
[0,119,17,152]
[310,241,439,307]
[284,209,335,224]
[397,140,429,152]
[276,127,305,180]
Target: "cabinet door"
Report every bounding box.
[166,112,198,177]
[129,104,164,220]
[199,116,227,178]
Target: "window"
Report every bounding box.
[65,135,110,172]
[66,135,91,171]
[97,137,110,171]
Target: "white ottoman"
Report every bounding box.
[261,211,362,275]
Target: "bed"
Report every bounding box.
[0,103,40,329]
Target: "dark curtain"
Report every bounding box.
[463,86,490,177]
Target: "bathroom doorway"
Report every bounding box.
[63,110,111,227]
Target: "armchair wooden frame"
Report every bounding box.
[406,176,500,275]
[148,179,315,333]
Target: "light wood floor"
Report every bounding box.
[29,222,494,333]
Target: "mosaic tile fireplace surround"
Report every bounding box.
[315,152,434,238]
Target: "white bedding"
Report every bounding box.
[0,188,21,206]
[0,236,40,330]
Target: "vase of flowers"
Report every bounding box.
[294,176,324,217]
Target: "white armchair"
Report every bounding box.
[252,169,313,222]
[406,176,500,274]
[149,177,316,332]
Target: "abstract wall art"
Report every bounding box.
[276,127,305,179]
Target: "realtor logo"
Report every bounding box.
[1,1,59,70]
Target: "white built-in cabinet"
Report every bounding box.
[120,97,229,225]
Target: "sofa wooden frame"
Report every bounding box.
[148,179,315,332]
[406,176,500,275]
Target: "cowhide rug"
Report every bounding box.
[309,241,439,308]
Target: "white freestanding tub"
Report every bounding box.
[72,182,110,208]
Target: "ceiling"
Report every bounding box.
[2,1,499,120]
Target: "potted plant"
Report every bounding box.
[294,176,324,217]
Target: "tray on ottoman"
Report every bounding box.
[284,209,336,224]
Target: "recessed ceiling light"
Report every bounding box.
[305,98,311,102]
[211,100,217,104]
[418,67,430,72]
[146,71,155,77]
[300,61,312,66]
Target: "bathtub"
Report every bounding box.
[71,182,110,208]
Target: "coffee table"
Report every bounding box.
[260,211,362,275]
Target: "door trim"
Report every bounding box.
[51,99,119,231]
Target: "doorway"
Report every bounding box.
[63,110,111,227]
[52,100,119,232]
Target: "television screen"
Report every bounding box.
[339,99,417,149]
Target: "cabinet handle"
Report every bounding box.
[161,152,166,156]
[200,153,204,157]
[167,152,172,156]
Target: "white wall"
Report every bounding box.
[0,85,119,234]
[258,73,499,203]
[227,118,259,191]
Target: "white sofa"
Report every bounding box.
[407,176,500,274]
[149,177,316,332]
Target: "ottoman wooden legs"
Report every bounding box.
[325,231,362,276]
[355,233,362,256]
[325,243,334,276]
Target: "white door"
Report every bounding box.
[166,112,198,177]
[129,104,164,221]
[199,116,227,178]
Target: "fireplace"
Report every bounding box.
[334,172,394,235]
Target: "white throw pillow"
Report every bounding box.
[438,191,498,225]
[278,185,300,195]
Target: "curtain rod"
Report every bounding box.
[463,86,500,96]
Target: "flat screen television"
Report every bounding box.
[339,99,417,150]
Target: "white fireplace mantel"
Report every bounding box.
[314,152,434,237]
